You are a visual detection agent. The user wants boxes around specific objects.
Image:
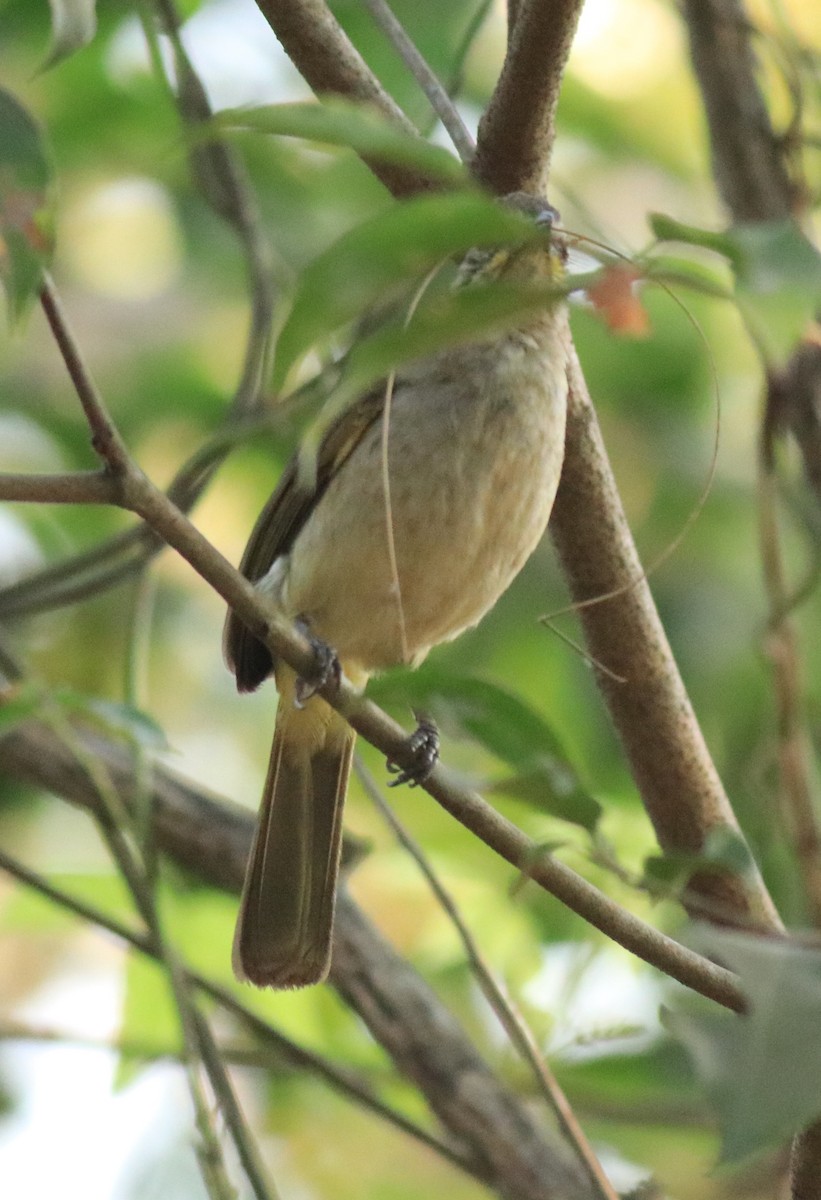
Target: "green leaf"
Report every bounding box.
[217,97,464,187]
[295,265,567,465]
[699,825,757,878]
[52,688,169,750]
[648,212,733,257]
[650,213,821,362]
[667,926,821,1162]
[43,0,98,70]
[373,668,599,830]
[0,89,56,321]
[728,221,821,363]
[643,828,758,898]
[273,189,553,389]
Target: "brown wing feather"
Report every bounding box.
[224,388,385,692]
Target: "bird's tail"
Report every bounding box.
[232,666,355,988]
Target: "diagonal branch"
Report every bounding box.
[253,0,433,195]
[550,345,783,934]
[0,845,478,1180]
[361,0,474,162]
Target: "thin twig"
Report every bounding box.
[191,1006,279,1200]
[42,705,242,1200]
[0,845,482,1182]
[758,434,821,926]
[39,279,130,473]
[30,266,749,1012]
[356,758,620,1200]
[362,0,474,162]
[150,0,280,415]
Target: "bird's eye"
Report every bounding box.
[535,205,560,229]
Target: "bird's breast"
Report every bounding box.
[281,327,568,674]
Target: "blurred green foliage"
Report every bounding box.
[1,1,821,1198]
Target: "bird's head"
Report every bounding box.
[455,192,567,288]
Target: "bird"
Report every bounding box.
[224,191,569,988]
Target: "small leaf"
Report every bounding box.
[728,221,821,363]
[648,212,733,257]
[586,263,650,336]
[52,688,169,750]
[0,89,55,321]
[650,212,821,363]
[217,97,464,187]
[642,828,757,898]
[273,189,555,389]
[43,0,98,70]
[667,926,821,1162]
[699,825,757,878]
[490,770,602,831]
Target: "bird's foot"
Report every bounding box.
[387,711,439,787]
[293,620,341,708]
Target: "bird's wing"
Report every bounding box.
[224,386,386,692]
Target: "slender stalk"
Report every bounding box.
[357,759,620,1200]
[0,846,481,1181]
[362,0,474,162]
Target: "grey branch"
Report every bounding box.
[473,0,585,194]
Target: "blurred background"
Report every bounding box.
[1,0,820,1196]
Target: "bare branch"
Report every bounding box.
[0,844,476,1180]
[681,0,794,221]
[758,443,821,927]
[357,759,620,1200]
[0,471,119,505]
[253,0,434,196]
[472,0,585,195]
[39,278,131,475]
[550,343,784,935]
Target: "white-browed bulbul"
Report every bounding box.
[224,191,568,988]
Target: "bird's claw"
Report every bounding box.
[387,711,439,787]
[293,622,341,708]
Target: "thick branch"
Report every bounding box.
[680,6,820,1188]
[472,0,584,194]
[70,462,746,1009]
[0,718,594,1200]
[550,346,783,934]
[681,0,793,221]
[253,0,433,195]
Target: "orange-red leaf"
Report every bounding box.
[587,263,650,337]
